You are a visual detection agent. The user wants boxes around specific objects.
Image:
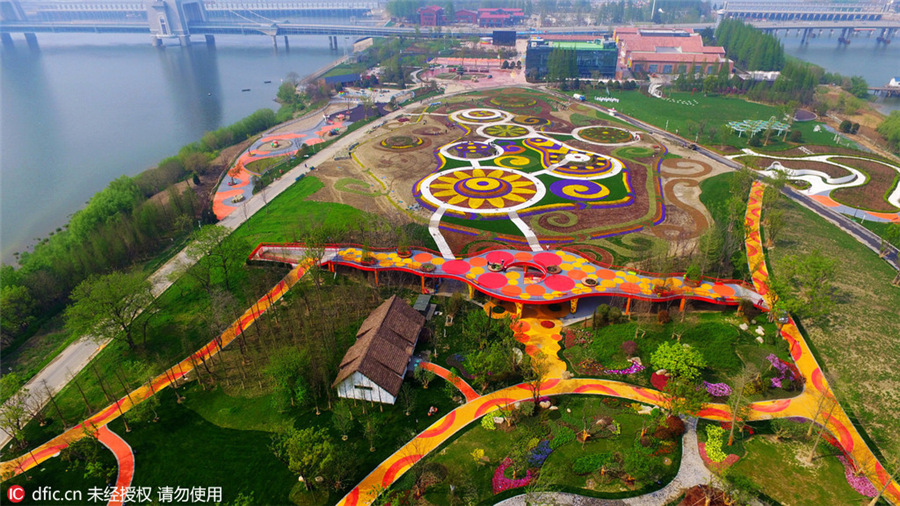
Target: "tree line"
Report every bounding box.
[0,108,278,354]
[715,19,785,71]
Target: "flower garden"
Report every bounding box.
[579,126,637,145]
[383,395,683,504]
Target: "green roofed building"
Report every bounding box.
[525,38,618,80]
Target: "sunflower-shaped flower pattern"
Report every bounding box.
[424,167,542,212]
[483,124,530,138]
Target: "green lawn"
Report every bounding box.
[245,155,288,174]
[729,434,869,506]
[562,311,791,395]
[588,90,841,150]
[768,194,900,463]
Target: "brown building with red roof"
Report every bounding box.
[477,7,524,27]
[332,296,425,405]
[418,5,444,26]
[614,27,732,78]
[455,8,477,24]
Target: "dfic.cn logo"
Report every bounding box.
[7,485,25,503]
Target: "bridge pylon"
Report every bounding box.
[146,0,207,46]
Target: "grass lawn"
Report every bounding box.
[859,219,900,249]
[562,311,791,396]
[390,395,681,505]
[729,434,869,506]
[589,90,840,151]
[245,155,288,174]
[768,194,900,463]
[109,389,296,505]
[321,63,369,79]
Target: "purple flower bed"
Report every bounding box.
[767,354,796,388]
[528,440,553,467]
[603,361,646,375]
[837,455,878,497]
[492,457,532,494]
[703,381,732,397]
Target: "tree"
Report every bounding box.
[651,342,706,381]
[0,284,35,340]
[662,376,708,417]
[0,387,31,449]
[60,427,117,483]
[271,426,335,490]
[726,366,756,445]
[65,270,155,349]
[523,351,552,408]
[265,347,310,410]
[185,225,246,292]
[414,365,436,389]
[770,250,838,322]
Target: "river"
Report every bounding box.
[0,32,351,263]
[778,30,900,114]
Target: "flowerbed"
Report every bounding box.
[492,457,532,494]
[704,426,727,463]
[698,442,740,472]
[604,360,646,375]
[703,381,732,397]
[767,354,797,389]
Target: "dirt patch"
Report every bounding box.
[829,157,900,212]
[652,158,724,250]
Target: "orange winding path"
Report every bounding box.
[96,425,134,506]
[0,260,313,478]
[416,362,480,403]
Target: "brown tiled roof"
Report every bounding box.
[332,295,425,396]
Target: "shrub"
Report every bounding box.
[839,120,852,133]
[593,304,610,327]
[481,415,497,431]
[789,130,803,143]
[657,309,670,324]
[685,263,702,281]
[550,425,577,449]
[573,452,615,474]
[608,307,622,323]
[665,416,686,437]
[622,340,639,357]
[748,135,762,147]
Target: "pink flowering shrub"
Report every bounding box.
[837,455,878,497]
[604,361,646,375]
[703,381,732,397]
[492,457,532,494]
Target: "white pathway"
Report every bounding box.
[730,149,900,212]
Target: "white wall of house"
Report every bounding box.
[336,371,397,405]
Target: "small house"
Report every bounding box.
[332,296,425,404]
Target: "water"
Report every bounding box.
[1,33,349,263]
[778,31,900,114]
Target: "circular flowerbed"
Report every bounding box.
[483,124,530,138]
[380,135,425,149]
[615,146,656,159]
[512,115,551,127]
[580,126,635,144]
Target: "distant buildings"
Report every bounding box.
[525,38,619,79]
[614,27,732,78]
[417,5,444,26]
[332,296,425,405]
[418,5,524,27]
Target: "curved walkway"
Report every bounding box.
[249,244,764,309]
[0,260,313,478]
[415,361,480,402]
[744,181,900,504]
[96,425,135,506]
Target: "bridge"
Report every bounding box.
[3,0,900,48]
[0,0,615,48]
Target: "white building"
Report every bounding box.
[332,295,425,405]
